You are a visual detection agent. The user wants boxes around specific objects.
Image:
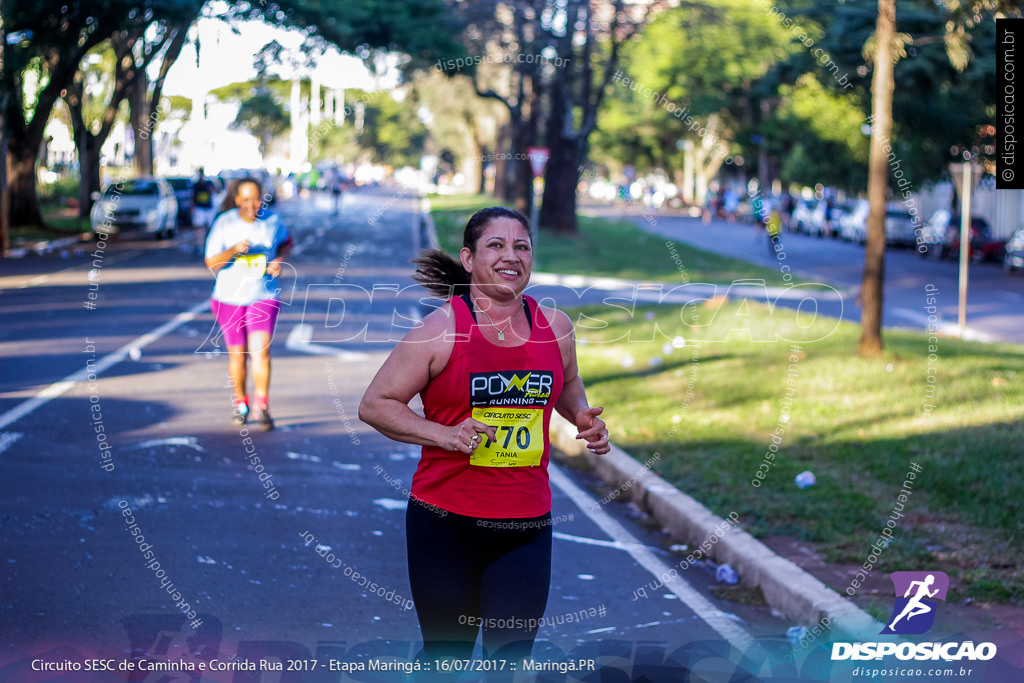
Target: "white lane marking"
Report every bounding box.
[0,300,210,432]
[286,451,323,463]
[132,437,205,452]
[373,498,408,511]
[0,432,24,455]
[553,531,663,554]
[285,323,370,359]
[548,462,766,662]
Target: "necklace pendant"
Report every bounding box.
[497,331,505,341]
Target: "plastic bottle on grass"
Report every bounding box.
[794,471,816,488]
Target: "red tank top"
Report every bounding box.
[411,295,564,518]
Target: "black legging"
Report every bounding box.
[406,499,552,662]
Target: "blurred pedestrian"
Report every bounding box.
[359,207,610,664]
[192,168,216,254]
[723,188,739,221]
[330,169,346,214]
[782,191,796,232]
[204,178,292,431]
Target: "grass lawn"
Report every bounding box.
[428,193,804,286]
[12,211,90,243]
[564,297,1023,606]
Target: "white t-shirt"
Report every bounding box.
[205,209,290,306]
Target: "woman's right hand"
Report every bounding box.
[233,239,250,255]
[444,418,497,455]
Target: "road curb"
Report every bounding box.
[419,198,440,250]
[4,234,86,259]
[549,414,883,642]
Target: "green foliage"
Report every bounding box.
[769,75,869,190]
[355,91,428,167]
[593,0,808,177]
[233,92,289,156]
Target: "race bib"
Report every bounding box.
[235,253,267,277]
[470,407,543,467]
[468,370,554,468]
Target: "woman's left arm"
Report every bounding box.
[546,306,610,454]
[266,222,293,277]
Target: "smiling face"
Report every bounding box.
[234,180,262,223]
[460,216,533,299]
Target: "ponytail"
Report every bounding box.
[411,206,530,299]
[412,249,470,298]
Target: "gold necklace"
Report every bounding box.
[474,298,525,341]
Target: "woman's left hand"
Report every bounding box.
[574,406,610,454]
[266,260,282,277]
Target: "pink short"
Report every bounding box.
[211,298,282,349]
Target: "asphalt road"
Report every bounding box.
[585,203,1024,346]
[0,187,812,682]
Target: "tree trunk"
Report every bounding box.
[538,81,579,233]
[859,0,896,357]
[514,112,538,216]
[129,69,154,176]
[7,141,44,228]
[65,86,110,220]
[0,20,8,255]
[539,138,581,233]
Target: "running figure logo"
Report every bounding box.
[881,571,949,635]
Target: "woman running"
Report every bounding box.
[359,206,610,663]
[204,177,291,430]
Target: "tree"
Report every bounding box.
[412,69,504,194]
[590,0,805,207]
[1,0,463,251]
[1,1,126,231]
[444,0,552,211]
[233,92,289,159]
[769,75,869,192]
[538,0,659,233]
[857,0,1021,355]
[858,0,897,357]
[356,90,429,168]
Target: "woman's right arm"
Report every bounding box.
[359,307,496,455]
[205,239,248,273]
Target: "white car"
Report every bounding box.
[839,199,870,244]
[792,199,829,236]
[884,204,918,247]
[90,177,179,239]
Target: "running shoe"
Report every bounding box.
[253,403,274,432]
[232,398,249,426]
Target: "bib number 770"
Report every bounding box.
[482,425,530,450]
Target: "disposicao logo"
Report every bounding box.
[881,571,948,635]
[831,570,997,663]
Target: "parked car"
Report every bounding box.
[838,199,869,244]
[1004,226,1024,274]
[792,199,828,236]
[90,177,178,239]
[943,215,1005,262]
[917,210,949,258]
[883,204,918,247]
[164,176,194,227]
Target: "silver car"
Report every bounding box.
[1005,226,1024,275]
[90,177,179,239]
[883,204,918,247]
